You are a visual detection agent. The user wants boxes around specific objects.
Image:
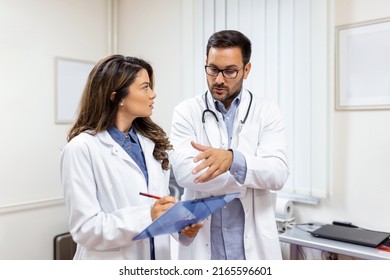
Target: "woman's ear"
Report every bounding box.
[110,92,116,102]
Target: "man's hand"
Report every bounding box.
[151,195,176,221]
[191,140,233,183]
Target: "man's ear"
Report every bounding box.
[243,62,251,79]
[110,92,116,102]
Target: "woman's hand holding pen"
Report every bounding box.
[150,195,176,221]
[142,192,203,238]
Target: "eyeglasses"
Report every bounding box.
[204,65,244,79]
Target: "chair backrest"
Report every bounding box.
[53,232,77,260]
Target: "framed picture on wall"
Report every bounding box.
[55,57,95,123]
[335,17,390,110]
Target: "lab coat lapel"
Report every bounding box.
[137,133,159,194]
[236,90,251,123]
[232,89,252,149]
[204,91,226,148]
[97,131,137,165]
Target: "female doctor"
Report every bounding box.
[60,55,201,260]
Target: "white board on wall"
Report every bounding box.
[55,57,95,124]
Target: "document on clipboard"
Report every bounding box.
[132,192,240,240]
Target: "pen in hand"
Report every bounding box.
[139,192,161,200]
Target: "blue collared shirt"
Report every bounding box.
[214,95,247,184]
[210,91,247,260]
[108,126,148,184]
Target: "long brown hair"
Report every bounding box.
[67,55,172,170]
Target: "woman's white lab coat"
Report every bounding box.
[60,130,172,260]
[169,89,289,260]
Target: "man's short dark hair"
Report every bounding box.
[206,30,252,65]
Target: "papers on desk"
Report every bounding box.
[133,192,240,240]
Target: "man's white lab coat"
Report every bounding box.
[169,90,289,259]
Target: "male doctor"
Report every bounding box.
[169,30,289,260]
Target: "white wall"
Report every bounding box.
[295,0,390,233]
[0,0,109,259]
[117,0,185,133]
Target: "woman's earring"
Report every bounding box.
[120,102,123,106]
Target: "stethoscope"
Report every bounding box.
[202,90,253,148]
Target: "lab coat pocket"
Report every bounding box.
[253,192,278,239]
[237,124,260,154]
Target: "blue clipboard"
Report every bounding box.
[132,192,240,240]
